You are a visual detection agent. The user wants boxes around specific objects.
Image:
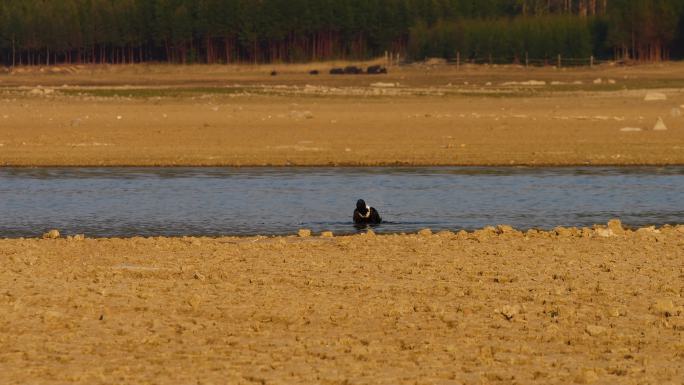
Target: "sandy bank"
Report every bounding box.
[2,224,683,384]
[1,64,683,167]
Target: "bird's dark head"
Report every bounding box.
[356,199,368,214]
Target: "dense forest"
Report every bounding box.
[0,0,683,66]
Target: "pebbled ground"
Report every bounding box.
[1,224,683,384]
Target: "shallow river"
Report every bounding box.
[0,167,682,237]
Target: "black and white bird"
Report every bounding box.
[353,199,382,224]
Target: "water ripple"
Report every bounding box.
[1,167,682,237]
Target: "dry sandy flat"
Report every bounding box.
[1,63,683,166]
[1,224,683,384]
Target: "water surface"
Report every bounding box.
[1,167,682,237]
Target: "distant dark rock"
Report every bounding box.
[367,65,388,74]
[343,65,363,74]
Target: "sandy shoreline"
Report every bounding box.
[2,224,683,384]
[1,63,683,167]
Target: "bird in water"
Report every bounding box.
[353,199,382,224]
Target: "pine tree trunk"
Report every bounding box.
[225,38,232,64]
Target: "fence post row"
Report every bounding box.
[442,55,600,67]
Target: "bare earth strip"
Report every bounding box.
[1,63,683,166]
[1,226,683,384]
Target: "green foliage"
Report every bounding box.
[408,16,593,62]
[0,0,680,65]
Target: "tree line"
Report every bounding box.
[0,0,682,66]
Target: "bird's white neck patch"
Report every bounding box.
[361,205,371,218]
